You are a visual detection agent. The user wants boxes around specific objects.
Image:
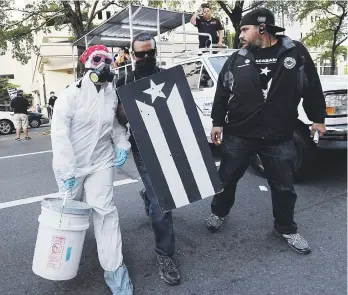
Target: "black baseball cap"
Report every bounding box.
[240,8,285,33]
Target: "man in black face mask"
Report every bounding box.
[116,33,181,286]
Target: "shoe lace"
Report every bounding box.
[206,214,222,223]
[161,257,176,273]
[287,233,307,248]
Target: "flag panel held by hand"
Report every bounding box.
[117,65,222,212]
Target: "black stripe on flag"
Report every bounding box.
[172,68,222,194]
[130,106,177,211]
[153,83,202,204]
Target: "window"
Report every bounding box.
[225,17,229,25]
[301,33,303,39]
[181,61,202,89]
[0,74,14,79]
[208,56,228,75]
[320,64,338,75]
[106,11,111,19]
[199,66,214,88]
[98,11,103,19]
[311,16,314,22]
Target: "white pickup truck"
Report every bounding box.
[172,51,347,180]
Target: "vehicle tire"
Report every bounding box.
[250,128,317,182]
[30,119,41,128]
[0,119,14,135]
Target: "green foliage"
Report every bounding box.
[224,30,235,48]
[0,0,196,66]
[299,1,347,73]
[0,77,19,104]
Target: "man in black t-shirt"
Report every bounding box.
[10,89,30,140]
[48,91,57,116]
[190,3,224,49]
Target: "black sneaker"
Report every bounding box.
[157,255,181,285]
[139,188,150,217]
[25,136,31,140]
[206,213,225,232]
[15,138,20,141]
[273,228,311,255]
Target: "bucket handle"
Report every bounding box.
[59,190,72,228]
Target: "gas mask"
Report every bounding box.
[89,62,115,84]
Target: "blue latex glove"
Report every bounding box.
[114,148,128,168]
[64,177,76,190]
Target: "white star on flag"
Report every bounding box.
[260,67,271,76]
[143,79,166,103]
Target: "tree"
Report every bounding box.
[299,0,347,75]
[0,0,193,77]
[0,78,18,104]
[215,1,301,48]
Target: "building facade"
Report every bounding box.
[1,1,346,110]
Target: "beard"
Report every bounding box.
[239,36,262,51]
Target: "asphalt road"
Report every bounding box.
[0,128,346,295]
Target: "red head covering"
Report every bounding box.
[79,45,110,67]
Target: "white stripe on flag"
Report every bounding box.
[167,84,215,198]
[136,100,190,208]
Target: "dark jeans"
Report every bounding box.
[211,135,298,234]
[133,150,175,257]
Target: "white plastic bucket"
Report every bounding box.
[32,197,92,281]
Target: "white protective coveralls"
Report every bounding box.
[51,71,130,273]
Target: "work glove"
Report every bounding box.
[114,148,128,168]
[64,177,76,190]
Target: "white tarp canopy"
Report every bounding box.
[72,4,192,49]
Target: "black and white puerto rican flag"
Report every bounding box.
[117,65,222,212]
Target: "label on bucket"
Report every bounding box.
[47,236,65,269]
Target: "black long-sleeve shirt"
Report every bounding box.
[211,36,326,140]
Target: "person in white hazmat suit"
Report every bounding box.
[50,44,133,295]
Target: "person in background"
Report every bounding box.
[10,89,30,141]
[116,33,181,286]
[207,8,327,255]
[116,47,131,76]
[51,44,133,295]
[48,91,57,115]
[36,104,42,113]
[47,103,52,119]
[190,3,224,49]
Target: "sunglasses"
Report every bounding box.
[133,49,156,59]
[92,55,112,64]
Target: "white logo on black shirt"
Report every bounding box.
[284,57,296,69]
[255,58,277,64]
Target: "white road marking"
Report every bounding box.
[0,179,140,210]
[0,150,52,160]
[113,178,139,186]
[0,160,221,210]
[259,185,268,191]
[0,193,59,209]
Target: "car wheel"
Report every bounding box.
[250,128,317,182]
[0,120,14,135]
[30,119,41,128]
